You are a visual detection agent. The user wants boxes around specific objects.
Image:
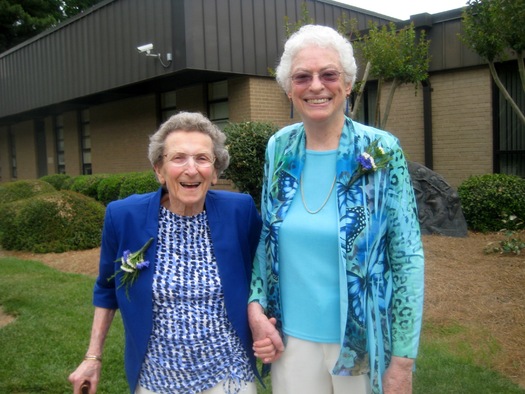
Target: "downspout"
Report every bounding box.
[421,79,433,169]
[410,13,434,169]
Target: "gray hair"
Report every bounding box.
[148,112,230,177]
[275,25,357,93]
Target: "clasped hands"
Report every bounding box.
[248,302,284,363]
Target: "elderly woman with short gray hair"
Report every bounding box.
[70,111,262,394]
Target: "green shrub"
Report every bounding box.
[39,174,72,190]
[458,174,525,232]
[223,121,278,205]
[0,190,105,253]
[118,171,159,199]
[69,174,109,200]
[97,173,129,205]
[0,180,56,205]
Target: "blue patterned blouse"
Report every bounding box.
[139,207,254,394]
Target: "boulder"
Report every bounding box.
[408,161,468,237]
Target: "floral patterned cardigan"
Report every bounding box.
[248,117,425,393]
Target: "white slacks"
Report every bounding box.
[271,336,372,394]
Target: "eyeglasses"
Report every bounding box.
[290,70,342,85]
[163,152,216,168]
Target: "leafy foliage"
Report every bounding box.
[118,171,159,199]
[39,173,72,190]
[354,22,431,128]
[69,174,109,200]
[223,121,278,206]
[458,174,525,232]
[0,179,56,204]
[0,190,104,252]
[283,2,314,38]
[484,231,525,255]
[461,0,525,61]
[96,173,129,205]
[0,0,104,53]
[461,0,525,125]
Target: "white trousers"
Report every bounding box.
[135,380,257,394]
[271,336,372,394]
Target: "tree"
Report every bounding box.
[461,0,525,125]
[351,22,430,128]
[0,0,103,53]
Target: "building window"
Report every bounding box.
[79,109,92,175]
[8,127,17,179]
[161,91,177,121]
[494,62,525,177]
[54,115,66,174]
[208,81,229,130]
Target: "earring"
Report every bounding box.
[345,95,350,116]
[290,99,294,119]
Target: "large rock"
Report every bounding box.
[408,161,468,237]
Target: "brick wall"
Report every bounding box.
[380,82,426,164]
[229,76,294,128]
[0,70,495,188]
[11,121,37,180]
[91,95,156,174]
[377,67,492,188]
[430,67,493,187]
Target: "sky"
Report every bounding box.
[336,0,469,20]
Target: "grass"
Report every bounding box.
[1,257,524,394]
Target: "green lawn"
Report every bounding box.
[1,257,523,394]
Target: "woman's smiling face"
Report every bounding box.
[288,45,352,125]
[155,130,217,216]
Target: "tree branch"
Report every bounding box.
[489,61,525,125]
[382,78,401,129]
[350,61,371,120]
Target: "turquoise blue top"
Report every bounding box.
[280,150,340,343]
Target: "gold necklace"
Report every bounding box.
[300,174,336,214]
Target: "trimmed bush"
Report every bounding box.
[118,171,159,199]
[69,174,109,200]
[39,174,72,190]
[97,173,129,205]
[0,190,105,253]
[458,174,525,232]
[223,121,278,205]
[0,180,56,205]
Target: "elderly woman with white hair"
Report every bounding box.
[69,112,262,394]
[248,25,425,394]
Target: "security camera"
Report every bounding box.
[137,43,153,54]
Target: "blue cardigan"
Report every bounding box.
[93,188,262,393]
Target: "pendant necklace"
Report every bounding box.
[300,173,336,214]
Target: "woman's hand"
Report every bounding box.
[382,356,414,394]
[248,302,284,363]
[69,307,116,393]
[68,359,101,394]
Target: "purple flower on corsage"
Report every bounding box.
[108,237,153,299]
[348,139,392,186]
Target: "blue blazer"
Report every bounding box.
[93,188,262,393]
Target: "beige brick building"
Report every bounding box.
[0,1,523,190]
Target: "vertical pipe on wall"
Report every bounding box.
[422,79,433,169]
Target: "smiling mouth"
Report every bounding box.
[306,98,330,104]
[180,182,200,188]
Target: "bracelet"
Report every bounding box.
[84,354,102,362]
